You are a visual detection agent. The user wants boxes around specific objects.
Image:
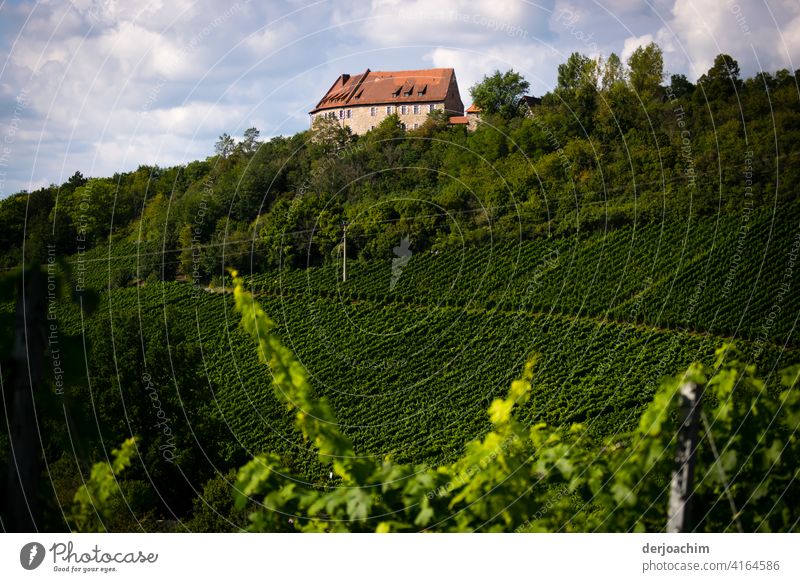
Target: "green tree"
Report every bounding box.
[469,69,530,118]
[668,73,694,98]
[56,179,117,244]
[600,53,626,91]
[241,127,261,154]
[627,42,664,98]
[697,53,742,99]
[311,114,354,152]
[557,52,596,91]
[554,52,598,133]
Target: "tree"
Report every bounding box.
[600,52,626,91]
[214,133,236,158]
[67,170,87,189]
[554,53,598,133]
[469,69,530,118]
[668,74,694,99]
[697,53,742,98]
[56,179,116,243]
[414,109,451,136]
[241,127,261,154]
[310,114,353,151]
[627,42,664,97]
[557,52,596,91]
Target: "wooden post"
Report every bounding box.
[667,381,702,533]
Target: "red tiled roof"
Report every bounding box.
[449,116,469,124]
[311,68,457,113]
[465,103,481,114]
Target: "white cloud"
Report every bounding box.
[334,0,553,47]
[662,0,800,79]
[621,33,654,62]
[426,44,558,101]
[2,0,800,197]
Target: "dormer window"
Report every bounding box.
[403,90,412,97]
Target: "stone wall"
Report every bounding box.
[312,102,449,135]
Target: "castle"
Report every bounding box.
[309,68,467,135]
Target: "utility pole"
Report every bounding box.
[342,221,347,282]
[667,380,703,533]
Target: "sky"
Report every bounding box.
[0,0,798,197]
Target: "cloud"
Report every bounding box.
[1,0,799,197]
[657,0,800,79]
[621,34,654,62]
[426,44,558,100]
[333,0,554,47]
[0,0,328,194]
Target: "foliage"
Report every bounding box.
[214,133,236,158]
[697,54,742,99]
[69,438,137,532]
[469,69,530,118]
[230,274,800,532]
[248,204,800,341]
[627,42,664,98]
[3,52,798,274]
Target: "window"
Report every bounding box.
[346,109,352,119]
[417,91,424,96]
[403,90,412,97]
[413,123,419,129]
[370,125,375,130]
[401,105,407,114]
[339,110,345,119]
[370,107,377,116]
[428,103,435,112]
[413,104,420,114]
[386,105,393,115]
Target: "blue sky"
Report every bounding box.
[0,0,798,197]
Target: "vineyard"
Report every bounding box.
[48,203,800,484]
[246,203,800,342]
